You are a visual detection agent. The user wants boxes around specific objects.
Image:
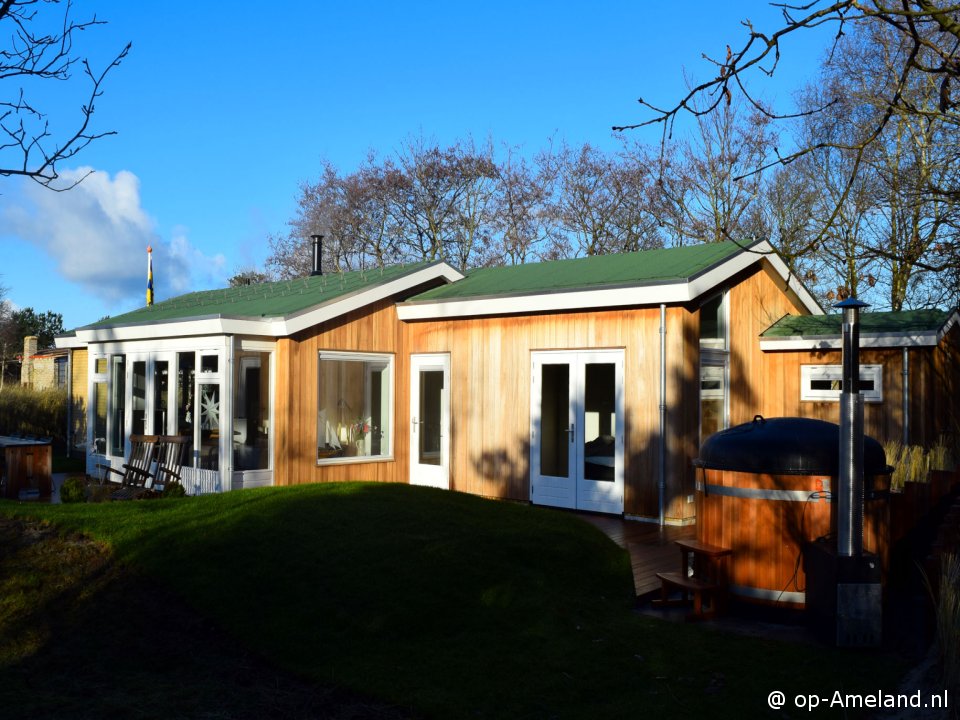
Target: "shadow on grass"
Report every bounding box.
[0,515,415,720]
[0,484,910,720]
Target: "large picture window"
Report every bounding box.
[317,352,393,463]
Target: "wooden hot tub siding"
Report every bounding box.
[697,467,890,607]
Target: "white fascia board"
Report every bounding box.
[397,281,695,320]
[750,241,824,316]
[54,334,85,349]
[760,332,941,351]
[76,317,266,343]
[938,310,960,343]
[281,263,463,335]
[398,240,821,321]
[76,263,464,342]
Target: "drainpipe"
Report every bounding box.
[66,350,73,457]
[902,347,909,446]
[659,303,667,528]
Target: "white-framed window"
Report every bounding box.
[800,364,883,402]
[317,351,393,464]
[700,358,727,443]
[91,356,109,456]
[699,291,729,442]
[699,291,728,351]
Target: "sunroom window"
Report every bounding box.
[317,352,392,463]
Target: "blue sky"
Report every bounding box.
[0,1,835,331]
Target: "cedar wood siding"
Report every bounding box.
[406,303,701,521]
[273,295,703,520]
[273,258,814,521]
[274,297,411,487]
[726,261,817,428]
[755,325,960,446]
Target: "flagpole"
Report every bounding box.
[147,245,154,306]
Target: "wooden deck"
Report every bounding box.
[580,514,696,597]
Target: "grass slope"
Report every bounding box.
[0,484,903,718]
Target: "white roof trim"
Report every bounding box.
[760,332,941,351]
[397,240,823,320]
[54,334,86,349]
[74,263,463,343]
[760,310,960,351]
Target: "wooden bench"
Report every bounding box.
[653,539,732,620]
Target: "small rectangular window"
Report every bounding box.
[801,365,883,402]
[317,352,393,463]
[54,357,68,388]
[699,293,727,350]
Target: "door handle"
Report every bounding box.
[563,423,575,443]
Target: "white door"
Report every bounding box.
[530,350,624,514]
[124,352,175,447]
[410,354,450,489]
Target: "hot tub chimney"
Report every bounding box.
[803,297,882,648]
[835,297,869,557]
[310,234,324,277]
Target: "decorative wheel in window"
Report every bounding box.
[200,387,219,430]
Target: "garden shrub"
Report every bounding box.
[59,476,87,504]
[162,482,186,499]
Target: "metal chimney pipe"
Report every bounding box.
[835,297,870,557]
[310,234,324,276]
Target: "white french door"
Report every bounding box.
[409,354,450,489]
[530,350,624,514]
[124,353,175,448]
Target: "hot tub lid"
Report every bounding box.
[695,416,888,476]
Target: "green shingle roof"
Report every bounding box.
[86,262,434,328]
[762,309,953,338]
[407,241,747,302]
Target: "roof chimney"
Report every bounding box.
[310,234,324,276]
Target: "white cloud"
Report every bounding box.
[3,168,227,306]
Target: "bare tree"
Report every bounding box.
[614,1,960,293]
[489,147,553,265]
[0,279,14,391]
[654,95,775,245]
[446,137,499,270]
[543,140,661,257]
[1,0,130,188]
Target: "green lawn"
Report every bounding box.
[0,483,905,719]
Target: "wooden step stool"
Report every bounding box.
[653,539,732,620]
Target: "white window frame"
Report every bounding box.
[800,364,883,403]
[699,290,729,351]
[317,350,394,465]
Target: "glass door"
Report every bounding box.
[409,354,450,489]
[232,348,273,489]
[530,350,624,514]
[530,352,578,509]
[124,353,175,451]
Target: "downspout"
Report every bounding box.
[66,350,73,457]
[225,336,235,492]
[659,304,667,528]
[902,347,909,446]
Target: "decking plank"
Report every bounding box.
[579,514,695,597]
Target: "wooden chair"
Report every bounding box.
[95,434,160,500]
[150,435,190,495]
